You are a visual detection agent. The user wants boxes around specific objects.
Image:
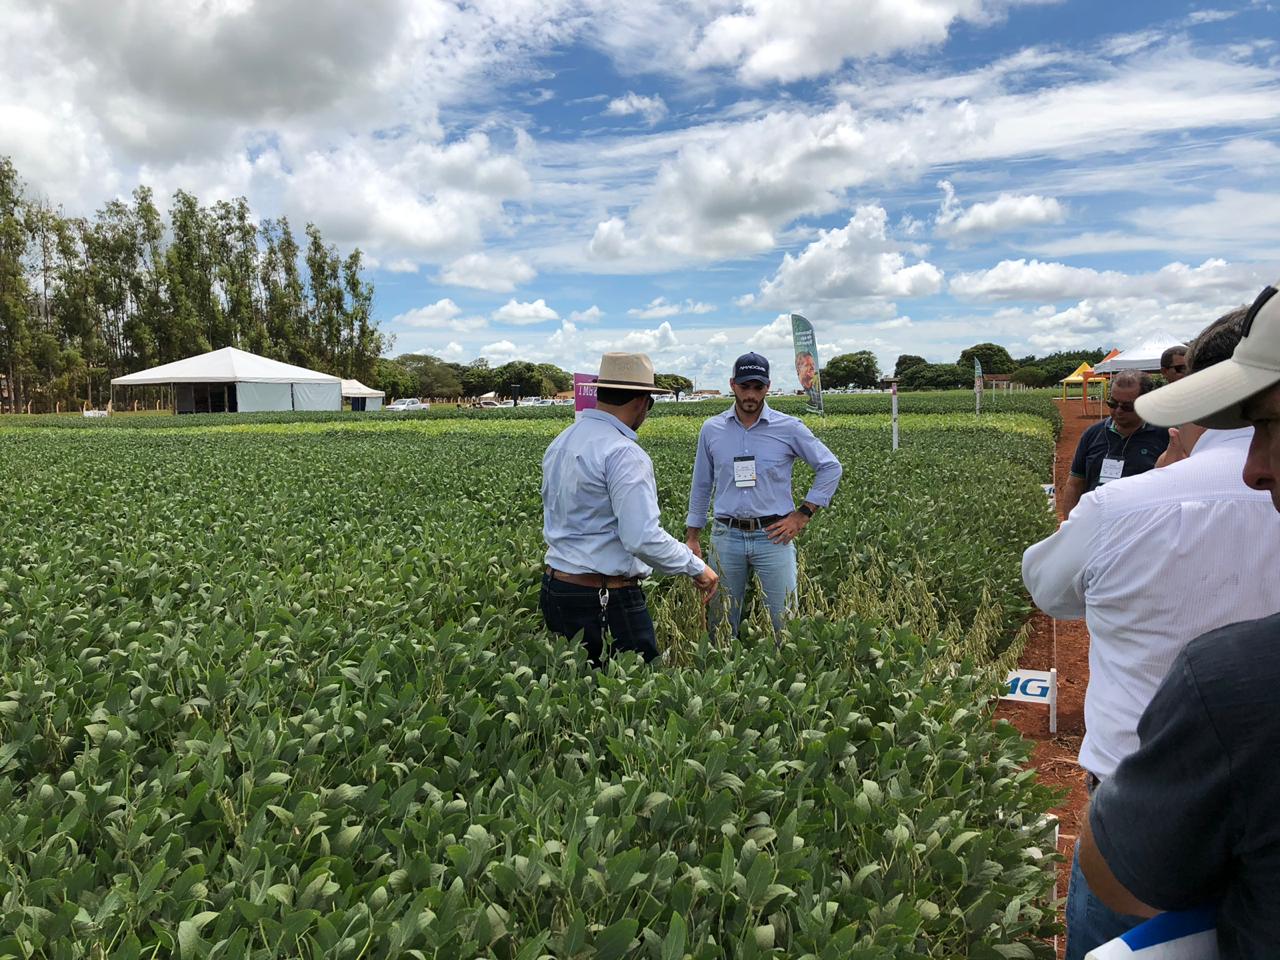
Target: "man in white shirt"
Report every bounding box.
[1022,308,1280,959]
[542,352,718,665]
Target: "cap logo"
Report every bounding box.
[1242,285,1277,339]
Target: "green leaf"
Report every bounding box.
[177,911,219,958]
[593,918,638,960]
[660,913,687,960]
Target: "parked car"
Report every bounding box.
[387,398,428,412]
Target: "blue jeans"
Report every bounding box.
[1066,838,1147,960]
[708,521,797,637]
[539,573,659,666]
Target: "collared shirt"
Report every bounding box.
[1069,417,1169,493]
[686,402,843,527]
[543,409,705,579]
[1022,427,1280,779]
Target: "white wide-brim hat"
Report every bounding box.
[1137,280,1280,429]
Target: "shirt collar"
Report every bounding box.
[725,400,774,426]
[1107,417,1157,436]
[1190,426,1254,455]
[583,407,637,441]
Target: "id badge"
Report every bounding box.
[1098,457,1125,484]
[733,455,757,488]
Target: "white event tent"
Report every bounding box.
[341,379,385,412]
[1091,333,1187,374]
[111,347,342,414]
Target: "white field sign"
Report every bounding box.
[1002,668,1058,734]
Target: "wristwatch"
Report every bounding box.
[797,504,815,518]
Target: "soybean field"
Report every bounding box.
[0,401,1062,959]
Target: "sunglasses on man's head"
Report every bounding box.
[1106,399,1136,412]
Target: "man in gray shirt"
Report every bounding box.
[1080,278,1280,957]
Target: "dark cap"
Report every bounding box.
[733,352,770,384]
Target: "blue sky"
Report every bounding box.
[3,0,1279,389]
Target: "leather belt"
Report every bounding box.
[715,515,785,530]
[546,567,644,589]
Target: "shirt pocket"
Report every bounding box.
[757,453,792,490]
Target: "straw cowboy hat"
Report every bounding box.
[594,352,669,392]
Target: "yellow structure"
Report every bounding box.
[1059,362,1110,402]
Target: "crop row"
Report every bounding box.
[0,390,1062,436]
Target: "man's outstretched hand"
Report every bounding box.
[692,566,718,604]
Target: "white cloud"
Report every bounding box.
[1127,189,1280,259]
[588,46,1280,267]
[747,314,795,350]
[744,206,943,311]
[627,296,716,319]
[874,316,914,329]
[480,339,520,360]
[949,257,1263,302]
[569,305,604,324]
[687,0,1017,84]
[1186,9,1237,25]
[591,320,679,353]
[546,320,579,353]
[706,332,729,346]
[605,92,668,125]
[437,341,466,360]
[391,299,488,333]
[438,252,537,292]
[934,179,1065,241]
[493,297,560,325]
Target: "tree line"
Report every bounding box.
[820,343,1108,391]
[0,156,387,412]
[375,353,695,401]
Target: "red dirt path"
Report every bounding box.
[994,396,1104,952]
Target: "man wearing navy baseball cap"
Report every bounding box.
[684,351,842,639]
[1080,279,1280,957]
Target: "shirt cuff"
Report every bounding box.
[687,553,706,577]
[686,513,707,529]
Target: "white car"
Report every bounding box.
[387,398,428,412]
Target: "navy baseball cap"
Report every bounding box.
[733,352,770,384]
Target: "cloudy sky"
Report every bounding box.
[4,0,1279,389]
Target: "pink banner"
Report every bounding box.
[573,373,598,419]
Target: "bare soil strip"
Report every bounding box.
[995,398,1103,953]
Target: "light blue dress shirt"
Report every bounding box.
[686,402,842,527]
[543,409,706,579]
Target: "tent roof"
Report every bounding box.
[111,347,340,386]
[341,379,384,398]
[1059,362,1096,384]
[1093,333,1186,373]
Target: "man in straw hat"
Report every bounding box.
[1078,279,1280,956]
[541,352,718,665]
